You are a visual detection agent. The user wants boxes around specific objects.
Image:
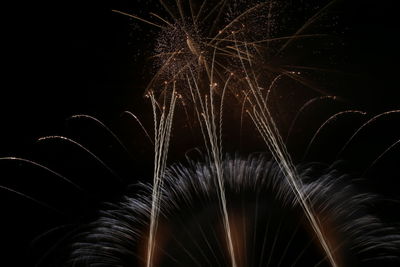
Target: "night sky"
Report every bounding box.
[1,0,400,266]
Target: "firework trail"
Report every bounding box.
[146,88,178,267]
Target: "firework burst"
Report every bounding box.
[117,1,347,266]
[1,1,400,267]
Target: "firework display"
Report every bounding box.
[1,1,399,266]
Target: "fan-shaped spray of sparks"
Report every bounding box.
[67,155,400,266]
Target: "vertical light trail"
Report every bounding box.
[186,49,237,266]
[146,87,178,267]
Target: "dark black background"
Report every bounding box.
[1,0,399,266]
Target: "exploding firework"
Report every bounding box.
[1,1,400,267]
[117,2,349,266]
